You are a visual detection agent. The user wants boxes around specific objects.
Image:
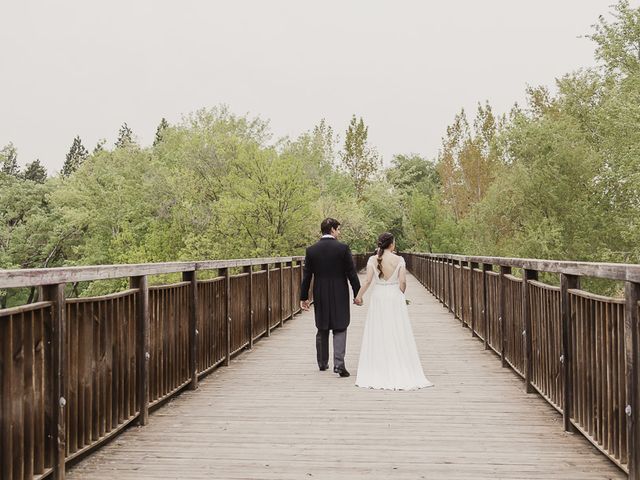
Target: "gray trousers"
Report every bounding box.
[316,328,346,369]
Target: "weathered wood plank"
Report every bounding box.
[0,257,306,289]
[41,283,66,480]
[625,282,640,480]
[412,253,640,283]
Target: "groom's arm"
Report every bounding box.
[300,249,313,301]
[344,246,361,298]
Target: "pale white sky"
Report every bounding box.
[0,1,624,173]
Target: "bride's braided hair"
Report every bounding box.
[376,232,395,278]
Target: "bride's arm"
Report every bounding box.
[355,262,375,303]
[399,262,407,293]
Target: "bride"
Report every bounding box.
[354,232,433,390]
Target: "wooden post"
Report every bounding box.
[289,261,295,319]
[457,260,463,325]
[426,258,436,293]
[130,275,151,423]
[279,262,285,327]
[243,265,254,349]
[460,260,465,325]
[447,259,453,314]
[220,268,231,366]
[523,269,538,394]
[265,264,271,337]
[470,262,478,337]
[561,273,579,432]
[499,266,511,368]
[439,258,443,302]
[181,271,198,391]
[41,283,66,480]
[482,264,491,350]
[624,281,640,479]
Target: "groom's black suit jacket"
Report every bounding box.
[300,237,361,331]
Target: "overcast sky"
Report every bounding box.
[0,1,625,173]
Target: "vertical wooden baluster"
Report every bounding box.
[470,262,478,337]
[279,262,285,327]
[448,260,454,317]
[606,301,613,454]
[561,273,579,432]
[180,271,198,391]
[130,276,150,425]
[220,268,231,366]
[625,281,640,479]
[523,269,538,394]
[1,310,13,480]
[437,259,446,307]
[442,257,445,302]
[482,264,491,350]
[42,283,66,480]
[244,265,254,349]
[265,264,271,337]
[289,260,295,320]
[34,307,46,474]
[438,258,442,301]
[458,261,463,325]
[499,266,511,368]
[441,257,444,300]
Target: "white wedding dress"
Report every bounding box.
[356,256,433,390]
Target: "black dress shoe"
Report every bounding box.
[334,367,350,377]
[319,365,328,371]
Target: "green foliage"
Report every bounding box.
[0,143,19,177]
[22,159,47,183]
[62,136,88,177]
[93,138,106,154]
[115,123,135,148]
[339,115,381,199]
[0,173,72,306]
[154,118,170,146]
[394,0,640,296]
[588,0,640,75]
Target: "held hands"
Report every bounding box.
[300,300,311,311]
[353,296,363,306]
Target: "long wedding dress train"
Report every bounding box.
[356,256,433,391]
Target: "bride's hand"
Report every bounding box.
[354,296,363,306]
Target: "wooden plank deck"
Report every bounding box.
[67,273,626,479]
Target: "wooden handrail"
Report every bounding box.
[412,252,640,282]
[404,252,639,479]
[0,254,366,480]
[0,256,306,289]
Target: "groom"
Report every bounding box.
[300,218,361,377]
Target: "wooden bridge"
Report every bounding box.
[1,253,639,479]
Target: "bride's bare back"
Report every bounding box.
[376,252,402,281]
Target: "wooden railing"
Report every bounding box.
[0,254,366,480]
[404,253,640,479]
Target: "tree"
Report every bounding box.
[588,0,640,75]
[339,115,381,199]
[436,104,500,221]
[22,159,47,183]
[115,123,134,148]
[93,138,107,154]
[0,143,19,177]
[386,154,438,193]
[0,174,74,307]
[154,118,170,146]
[62,136,89,177]
[215,145,316,258]
[311,118,337,167]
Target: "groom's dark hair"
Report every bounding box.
[321,217,341,235]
